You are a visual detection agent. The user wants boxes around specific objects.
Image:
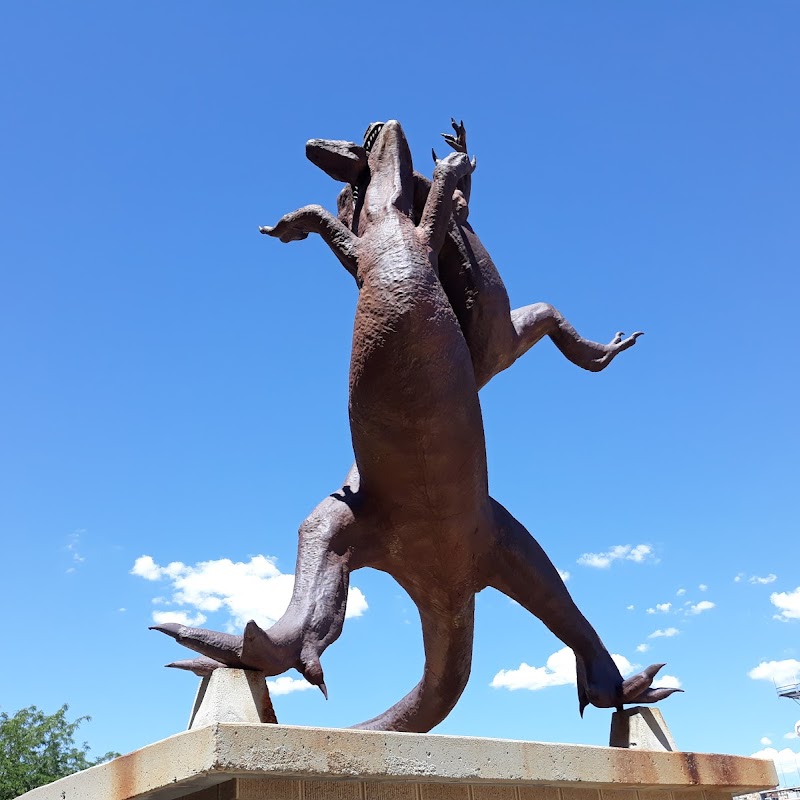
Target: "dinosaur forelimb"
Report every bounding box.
[261,204,360,279]
[418,151,476,254]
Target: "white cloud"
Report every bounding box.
[688,600,715,615]
[626,604,635,611]
[761,737,773,746]
[734,574,744,583]
[558,569,570,582]
[676,588,686,596]
[267,676,317,696]
[152,610,208,627]
[785,731,798,740]
[771,587,800,621]
[750,747,800,778]
[577,544,654,569]
[346,587,368,618]
[658,674,682,689]
[648,627,680,639]
[131,555,162,581]
[132,554,368,631]
[490,647,635,692]
[646,603,671,614]
[699,584,708,592]
[748,659,800,686]
[750,574,777,585]
[636,643,650,653]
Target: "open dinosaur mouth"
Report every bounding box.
[363,122,384,153]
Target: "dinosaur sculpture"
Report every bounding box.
[153,120,678,732]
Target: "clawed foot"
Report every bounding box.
[619,663,683,706]
[151,620,328,697]
[577,657,683,716]
[150,622,248,668]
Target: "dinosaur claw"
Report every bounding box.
[259,225,274,235]
[166,656,227,677]
[621,663,669,704]
[150,622,182,639]
[318,681,328,700]
[579,696,587,717]
[431,148,440,165]
[150,623,247,669]
[631,687,684,704]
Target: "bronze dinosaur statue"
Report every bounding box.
[153,120,678,732]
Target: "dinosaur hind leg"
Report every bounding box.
[509,303,642,374]
[153,473,365,690]
[243,485,364,688]
[483,497,625,713]
[351,594,475,732]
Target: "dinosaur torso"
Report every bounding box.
[347,127,489,588]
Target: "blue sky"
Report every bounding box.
[1,0,799,786]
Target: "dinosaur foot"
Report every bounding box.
[577,658,683,716]
[151,620,328,696]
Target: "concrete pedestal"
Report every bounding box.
[610,706,678,751]
[16,723,777,800]
[188,669,276,729]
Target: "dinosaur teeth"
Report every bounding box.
[363,122,385,153]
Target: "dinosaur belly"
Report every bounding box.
[349,234,488,521]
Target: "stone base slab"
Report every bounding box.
[16,723,777,800]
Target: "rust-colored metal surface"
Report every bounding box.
[153,119,676,733]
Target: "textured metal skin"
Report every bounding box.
[153,120,677,732]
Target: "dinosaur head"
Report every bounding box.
[306,127,378,232]
[362,120,415,221]
[306,121,417,231]
[305,138,368,185]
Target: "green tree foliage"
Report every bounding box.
[0,705,118,798]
